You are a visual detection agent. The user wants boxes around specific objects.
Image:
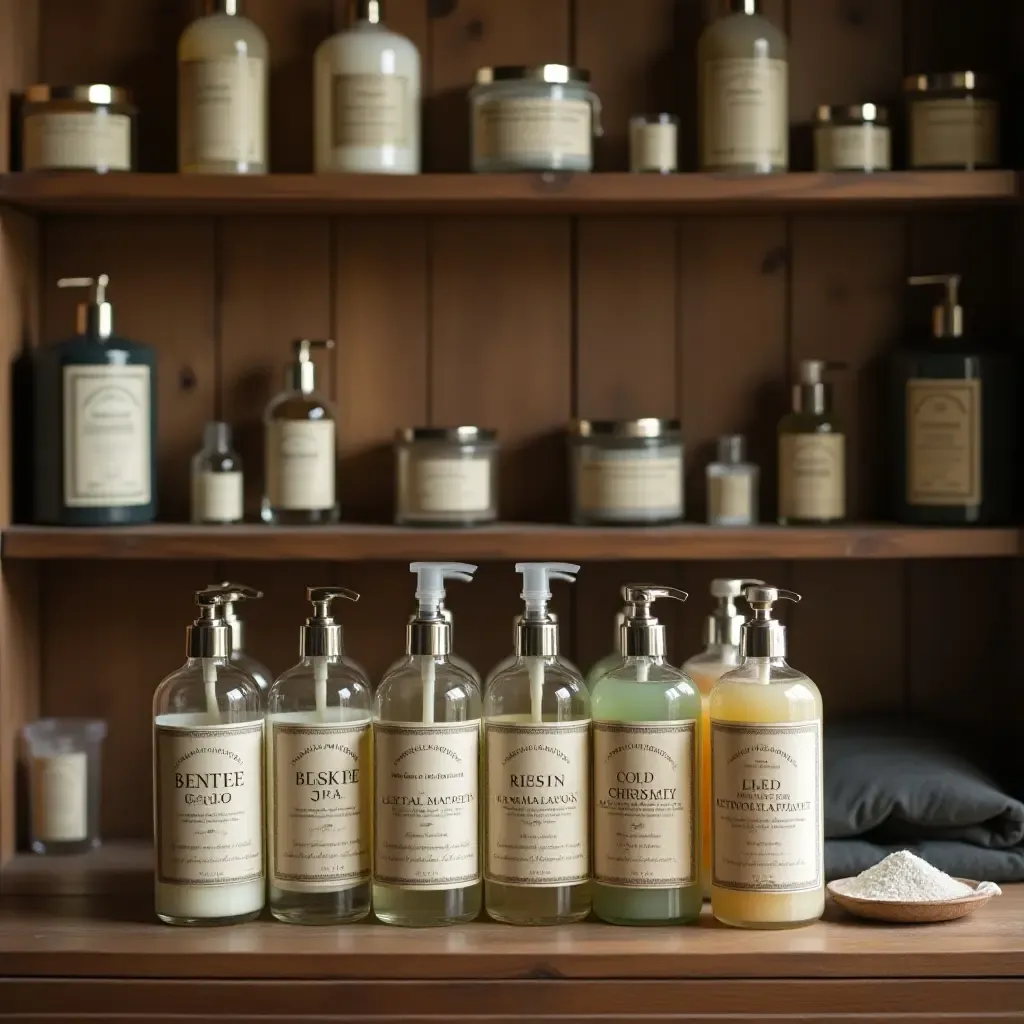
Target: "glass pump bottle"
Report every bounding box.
[152,585,264,926]
[591,586,701,925]
[373,562,482,926]
[267,587,372,924]
[709,585,823,929]
[483,563,590,926]
[210,580,273,692]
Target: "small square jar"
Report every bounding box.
[814,103,890,172]
[570,418,684,526]
[395,426,498,526]
[629,113,679,173]
[23,718,107,854]
[904,71,998,170]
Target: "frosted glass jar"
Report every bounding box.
[905,72,999,170]
[395,427,498,526]
[814,103,890,172]
[22,85,135,172]
[570,419,684,525]
[470,65,602,173]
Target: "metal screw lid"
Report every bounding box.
[620,584,687,658]
[302,586,359,658]
[739,585,800,659]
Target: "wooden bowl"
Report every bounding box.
[827,878,998,923]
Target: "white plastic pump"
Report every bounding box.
[515,562,580,621]
[410,561,478,618]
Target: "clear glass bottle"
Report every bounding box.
[592,586,701,925]
[484,612,579,689]
[384,600,480,684]
[178,0,268,174]
[152,585,265,926]
[484,563,590,925]
[709,585,824,929]
[373,563,482,927]
[267,588,372,925]
[707,435,758,526]
[698,0,789,173]
[262,339,339,525]
[191,422,244,525]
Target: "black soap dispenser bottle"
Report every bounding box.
[33,274,158,525]
[890,274,1017,525]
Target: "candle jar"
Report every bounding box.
[570,419,684,525]
[395,427,498,526]
[629,113,678,173]
[22,84,136,173]
[22,718,107,854]
[814,103,890,172]
[904,72,998,170]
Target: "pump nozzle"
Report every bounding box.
[704,577,764,647]
[515,562,579,622]
[909,273,963,338]
[58,273,113,339]
[710,577,765,601]
[620,584,687,659]
[740,584,800,659]
[288,338,334,393]
[410,562,477,619]
[207,580,261,650]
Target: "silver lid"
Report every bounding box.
[202,421,232,452]
[620,584,687,658]
[815,103,889,125]
[25,84,132,105]
[903,71,994,94]
[58,274,113,340]
[739,585,800,658]
[571,418,681,439]
[703,577,763,647]
[716,434,746,465]
[352,0,382,24]
[792,360,843,415]
[302,586,358,658]
[407,619,450,656]
[187,585,261,659]
[396,426,497,444]
[476,64,590,86]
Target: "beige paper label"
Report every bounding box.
[474,98,591,163]
[707,472,755,524]
[630,122,677,172]
[374,721,480,890]
[266,420,336,511]
[910,98,998,168]
[180,56,266,166]
[906,379,982,506]
[63,365,151,508]
[578,453,683,517]
[711,720,822,893]
[594,721,697,888]
[194,470,243,523]
[778,434,844,520]
[155,719,264,886]
[702,57,788,169]
[24,111,131,171]
[332,74,409,148]
[485,718,589,887]
[815,124,890,172]
[271,717,371,892]
[32,752,88,842]
[411,457,490,514]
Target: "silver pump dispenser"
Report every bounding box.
[301,586,358,657]
[208,0,241,14]
[731,0,758,13]
[704,577,765,647]
[58,274,113,340]
[353,0,382,23]
[620,585,688,658]
[287,338,334,394]
[514,562,578,657]
[406,561,478,656]
[187,584,262,659]
[909,273,964,339]
[739,585,800,658]
[792,360,844,415]
[208,579,260,651]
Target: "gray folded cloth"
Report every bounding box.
[826,838,1024,883]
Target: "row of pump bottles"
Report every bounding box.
[153,564,823,930]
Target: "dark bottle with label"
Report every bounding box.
[34,274,157,525]
[890,275,1017,525]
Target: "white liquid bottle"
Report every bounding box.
[314,0,421,174]
[152,584,265,926]
[179,0,268,174]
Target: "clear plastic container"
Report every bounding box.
[22,718,107,854]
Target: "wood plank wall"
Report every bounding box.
[21,0,1017,840]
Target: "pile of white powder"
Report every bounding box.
[834,850,1001,902]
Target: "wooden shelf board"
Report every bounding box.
[0,171,1015,215]
[1,841,151,896]
[2,523,1018,561]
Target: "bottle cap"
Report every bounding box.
[288,338,334,394]
[187,584,262,659]
[406,562,477,656]
[739,585,800,658]
[202,421,232,452]
[207,0,242,14]
[792,360,844,415]
[909,273,964,339]
[514,562,578,657]
[58,274,113,340]
[717,434,746,465]
[302,586,359,658]
[620,585,687,658]
[353,0,383,23]
[704,577,764,647]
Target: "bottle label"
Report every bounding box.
[270,717,371,892]
[407,457,490,514]
[331,74,410,148]
[701,57,788,169]
[31,752,88,842]
[593,721,697,888]
[266,420,336,511]
[24,111,131,171]
[630,122,678,173]
[374,721,480,889]
[180,56,265,167]
[910,98,998,168]
[154,720,264,886]
[707,472,756,524]
[474,98,591,164]
[814,124,890,172]
[484,719,590,887]
[778,434,844,520]
[577,451,683,518]
[906,378,982,506]
[711,720,822,893]
[63,365,151,508]
[193,470,244,523]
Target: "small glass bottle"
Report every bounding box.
[707,435,758,526]
[262,339,339,525]
[191,422,243,525]
[267,588,372,924]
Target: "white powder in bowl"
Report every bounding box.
[833,851,999,902]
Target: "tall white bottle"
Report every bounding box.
[152,585,265,926]
[314,0,421,174]
[179,0,269,174]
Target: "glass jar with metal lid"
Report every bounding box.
[904,71,998,169]
[570,419,684,526]
[22,84,136,172]
[395,427,499,527]
[470,64,603,173]
[814,103,891,172]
